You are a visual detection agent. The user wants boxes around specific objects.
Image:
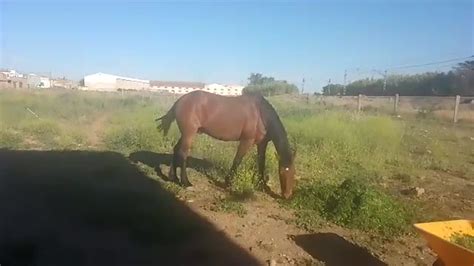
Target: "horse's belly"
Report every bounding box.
[199,126,241,141]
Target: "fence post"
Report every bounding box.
[453,95,460,123]
[394,93,399,114]
[357,94,362,112]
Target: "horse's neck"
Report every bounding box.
[258,95,291,164]
[269,129,291,165]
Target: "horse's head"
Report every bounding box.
[278,149,296,199]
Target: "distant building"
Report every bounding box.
[204,83,244,96]
[83,72,150,91]
[0,69,24,78]
[51,78,76,89]
[0,72,27,89]
[150,81,205,94]
[150,81,243,96]
[27,74,51,88]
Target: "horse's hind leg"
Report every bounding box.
[168,138,182,183]
[177,133,196,187]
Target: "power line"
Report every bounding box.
[333,55,472,90]
[386,55,474,70]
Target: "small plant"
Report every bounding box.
[162,181,182,195]
[229,166,258,199]
[211,197,247,217]
[451,233,474,251]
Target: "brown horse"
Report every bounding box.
[155,91,296,199]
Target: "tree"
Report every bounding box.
[248,73,275,86]
[338,61,474,96]
[243,73,298,96]
[453,60,474,96]
[322,84,344,95]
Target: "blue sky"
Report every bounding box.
[1,0,472,92]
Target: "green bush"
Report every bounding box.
[289,178,414,236]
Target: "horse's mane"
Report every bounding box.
[255,94,293,166]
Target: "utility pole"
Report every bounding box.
[343,69,347,95]
[327,78,331,95]
[301,77,305,94]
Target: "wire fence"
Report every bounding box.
[308,94,474,123]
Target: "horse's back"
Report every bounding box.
[174,91,263,141]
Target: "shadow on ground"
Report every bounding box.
[293,233,387,266]
[129,151,216,182]
[0,149,261,266]
[129,151,282,199]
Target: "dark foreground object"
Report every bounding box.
[293,233,387,266]
[0,149,260,266]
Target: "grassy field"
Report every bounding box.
[1,89,473,239]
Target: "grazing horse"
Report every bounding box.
[155,91,296,199]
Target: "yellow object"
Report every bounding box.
[414,220,474,266]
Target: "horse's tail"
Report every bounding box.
[155,102,177,136]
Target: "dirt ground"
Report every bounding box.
[154,166,442,266]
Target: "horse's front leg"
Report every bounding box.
[225,139,254,187]
[257,140,269,190]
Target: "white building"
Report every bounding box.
[27,74,51,88]
[83,72,150,91]
[150,81,244,96]
[203,83,244,96]
[1,69,24,78]
[150,81,205,94]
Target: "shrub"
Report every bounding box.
[289,178,414,236]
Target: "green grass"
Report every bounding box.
[0,127,22,149]
[284,112,405,182]
[451,233,474,251]
[1,89,472,238]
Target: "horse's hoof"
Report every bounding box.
[167,176,180,183]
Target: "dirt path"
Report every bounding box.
[87,114,109,147]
